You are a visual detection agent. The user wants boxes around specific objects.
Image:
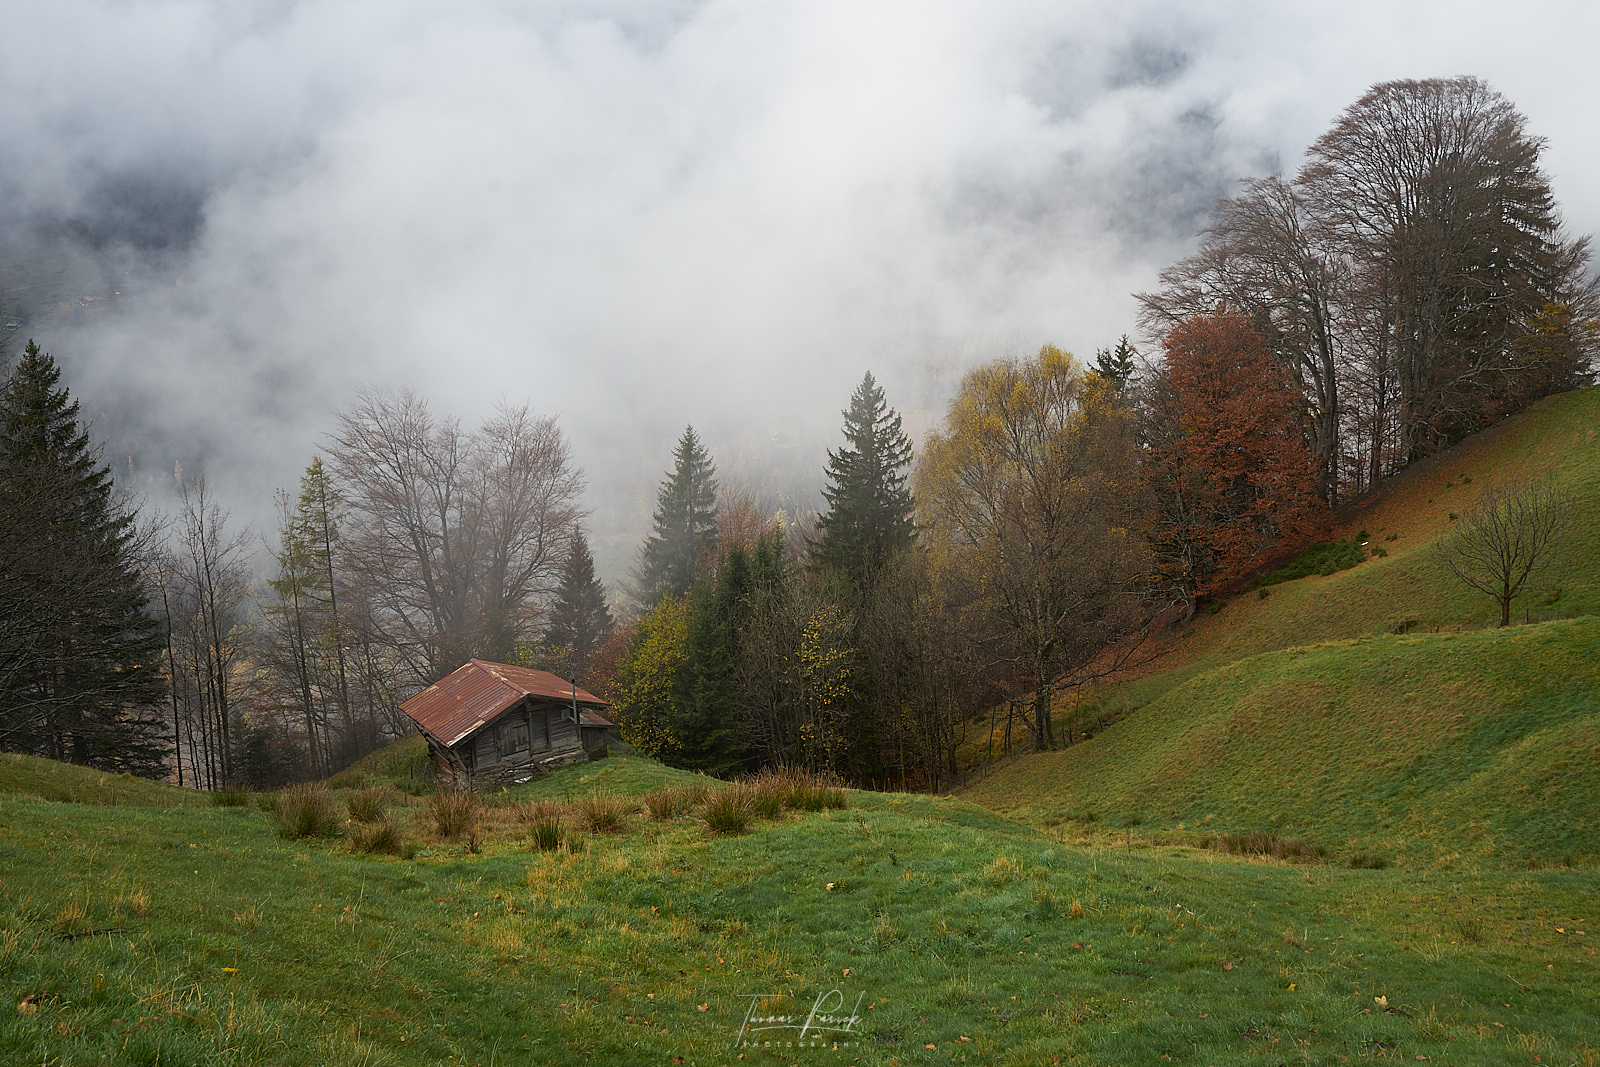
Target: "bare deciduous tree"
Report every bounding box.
[329,389,583,683]
[1433,476,1571,627]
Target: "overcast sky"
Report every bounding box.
[3,0,1597,579]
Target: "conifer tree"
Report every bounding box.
[636,426,719,606]
[809,373,916,588]
[672,546,751,776]
[1093,336,1138,392]
[543,527,613,680]
[0,341,167,774]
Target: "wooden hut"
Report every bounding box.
[400,659,614,782]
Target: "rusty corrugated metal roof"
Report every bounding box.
[400,659,609,748]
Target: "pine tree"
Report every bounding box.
[0,342,168,774]
[636,426,719,606]
[1093,336,1138,392]
[543,527,613,681]
[809,373,916,588]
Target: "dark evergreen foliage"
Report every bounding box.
[1093,335,1138,392]
[0,342,168,775]
[672,547,752,776]
[809,373,916,587]
[543,527,613,681]
[636,426,719,606]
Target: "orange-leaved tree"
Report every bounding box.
[1141,312,1325,607]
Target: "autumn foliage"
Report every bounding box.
[1142,313,1326,601]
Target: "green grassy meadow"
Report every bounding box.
[4,754,1599,1066]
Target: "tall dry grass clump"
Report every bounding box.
[644,783,708,820]
[512,799,566,851]
[347,820,403,855]
[273,784,341,839]
[345,786,391,824]
[751,767,848,813]
[576,793,635,834]
[702,785,755,835]
[430,790,482,840]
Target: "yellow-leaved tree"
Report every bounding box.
[915,346,1149,750]
[609,595,690,761]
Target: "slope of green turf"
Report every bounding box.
[965,615,1600,869]
[0,751,204,807]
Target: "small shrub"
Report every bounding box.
[209,787,250,808]
[273,784,341,840]
[1370,546,1388,558]
[1347,852,1392,870]
[1257,586,1271,599]
[347,820,402,855]
[1386,532,1398,541]
[1206,599,1225,615]
[430,790,482,840]
[576,793,634,834]
[1448,511,1458,521]
[1462,475,1472,483]
[702,786,754,835]
[345,787,390,824]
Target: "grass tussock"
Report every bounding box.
[429,790,482,840]
[344,786,391,824]
[701,785,755,835]
[208,787,251,808]
[1202,831,1327,863]
[643,783,706,821]
[346,820,403,855]
[575,793,635,834]
[1347,851,1393,870]
[512,799,567,850]
[272,784,341,840]
[757,766,848,812]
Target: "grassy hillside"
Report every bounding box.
[0,752,205,808]
[960,388,1600,866]
[3,754,1598,1066]
[1070,386,1600,722]
[965,616,1600,868]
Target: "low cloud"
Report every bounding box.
[3,0,1595,581]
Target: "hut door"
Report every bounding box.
[504,716,530,759]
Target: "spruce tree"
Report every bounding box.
[0,342,167,774]
[543,527,613,680]
[810,372,916,587]
[1093,335,1138,392]
[636,426,719,606]
[672,546,750,777]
